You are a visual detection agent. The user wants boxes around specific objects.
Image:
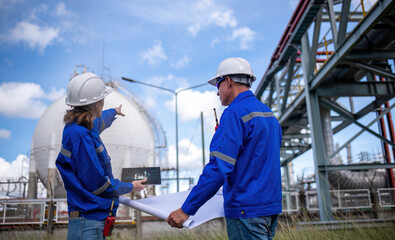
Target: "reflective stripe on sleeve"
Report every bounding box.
[100,119,105,133]
[60,146,72,158]
[210,151,236,165]
[242,111,275,123]
[92,176,111,195]
[96,145,104,153]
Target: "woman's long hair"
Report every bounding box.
[64,104,95,130]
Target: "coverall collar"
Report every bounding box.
[229,90,254,106]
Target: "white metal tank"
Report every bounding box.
[30,88,156,197]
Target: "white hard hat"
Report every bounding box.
[65,72,113,106]
[208,57,256,87]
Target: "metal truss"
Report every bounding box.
[255,0,395,221]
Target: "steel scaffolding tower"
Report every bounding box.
[255,0,395,221]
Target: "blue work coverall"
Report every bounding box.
[56,109,133,220]
[182,90,282,219]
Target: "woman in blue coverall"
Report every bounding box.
[56,72,146,240]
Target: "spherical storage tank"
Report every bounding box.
[30,88,156,198]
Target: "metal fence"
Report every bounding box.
[54,201,69,224]
[306,189,372,211]
[1,199,46,225]
[0,198,135,226]
[283,188,395,212]
[1,188,394,225]
[282,191,300,213]
[378,188,395,207]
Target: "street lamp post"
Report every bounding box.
[122,77,207,192]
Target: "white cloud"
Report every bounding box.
[0,128,11,139]
[230,26,257,50]
[165,89,223,122]
[196,0,213,9]
[168,139,203,170]
[1,2,84,52]
[171,55,191,69]
[0,82,65,119]
[210,10,237,28]
[45,86,66,100]
[121,1,238,37]
[188,23,201,37]
[0,155,30,198]
[188,9,237,37]
[8,21,59,53]
[55,2,75,17]
[141,41,168,66]
[164,89,226,160]
[29,4,48,21]
[137,74,189,109]
[149,74,174,87]
[211,38,219,48]
[0,155,29,180]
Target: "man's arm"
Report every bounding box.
[167,109,243,227]
[167,208,189,228]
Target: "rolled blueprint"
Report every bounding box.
[119,190,224,229]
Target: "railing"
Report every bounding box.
[267,0,379,115]
[377,188,395,207]
[1,188,394,225]
[282,191,300,213]
[54,201,69,224]
[0,198,135,226]
[283,188,395,213]
[306,189,372,211]
[0,199,48,225]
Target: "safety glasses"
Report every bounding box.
[216,76,226,90]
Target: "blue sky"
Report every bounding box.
[0,0,297,182]
[0,0,391,189]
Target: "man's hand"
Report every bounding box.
[167,208,190,228]
[115,104,125,116]
[132,179,147,192]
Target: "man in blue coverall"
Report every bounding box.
[167,57,282,240]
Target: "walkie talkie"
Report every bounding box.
[103,199,115,236]
[213,108,219,131]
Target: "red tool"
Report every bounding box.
[103,199,115,236]
[214,108,219,131]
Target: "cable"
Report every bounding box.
[184,117,201,156]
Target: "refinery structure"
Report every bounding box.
[254,0,395,221]
[1,0,395,234]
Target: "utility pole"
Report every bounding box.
[122,77,207,192]
[201,112,206,167]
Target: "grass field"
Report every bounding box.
[141,221,395,240]
[1,218,395,240]
[148,227,395,240]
